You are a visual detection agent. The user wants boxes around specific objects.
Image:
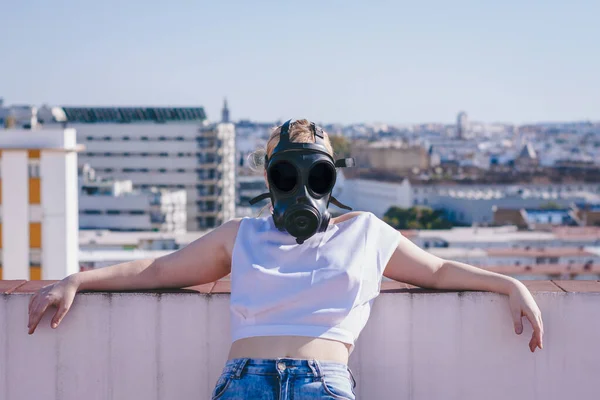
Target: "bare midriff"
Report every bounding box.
[227,336,352,364]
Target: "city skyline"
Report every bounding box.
[2,1,599,125]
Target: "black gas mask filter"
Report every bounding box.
[249,119,355,244]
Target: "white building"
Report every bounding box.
[79,165,187,232]
[456,111,469,139]
[336,177,412,217]
[78,230,207,269]
[196,122,236,229]
[341,176,600,222]
[411,225,600,249]
[36,106,235,231]
[0,128,80,280]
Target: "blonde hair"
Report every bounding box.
[266,119,334,159]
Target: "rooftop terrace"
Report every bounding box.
[1,280,599,399]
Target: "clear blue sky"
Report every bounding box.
[2,0,599,125]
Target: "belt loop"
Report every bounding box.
[309,359,323,378]
[347,366,357,388]
[233,358,249,379]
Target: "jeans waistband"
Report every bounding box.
[222,358,356,387]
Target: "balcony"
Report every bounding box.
[196,194,221,201]
[1,280,599,399]
[197,162,220,169]
[196,178,220,185]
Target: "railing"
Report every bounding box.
[1,280,599,399]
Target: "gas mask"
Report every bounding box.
[249,119,355,244]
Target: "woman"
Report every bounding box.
[27,119,544,400]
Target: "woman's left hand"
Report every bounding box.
[508,282,544,352]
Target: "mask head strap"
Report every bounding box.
[265,119,332,165]
[335,158,355,168]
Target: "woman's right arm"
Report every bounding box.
[27,218,241,334]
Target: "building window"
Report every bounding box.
[106,210,121,215]
[141,153,148,157]
[176,136,185,141]
[177,153,185,157]
[130,210,146,215]
[124,152,130,156]
[177,169,186,173]
[159,153,168,157]
[86,136,94,141]
[103,136,112,141]
[123,168,135,173]
[28,163,41,178]
[123,136,130,141]
[104,152,112,157]
[159,136,167,141]
[83,210,102,215]
[159,168,167,173]
[141,137,149,141]
[104,168,114,173]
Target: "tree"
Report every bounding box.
[329,135,351,158]
[383,206,453,230]
[539,201,563,210]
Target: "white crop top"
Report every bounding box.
[229,211,402,349]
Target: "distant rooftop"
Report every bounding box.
[486,247,596,257]
[517,142,538,160]
[415,226,600,245]
[417,226,560,243]
[60,107,207,124]
[79,230,207,247]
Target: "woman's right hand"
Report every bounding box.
[27,275,79,335]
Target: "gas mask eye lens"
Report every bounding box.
[269,161,298,193]
[308,162,335,195]
[295,215,308,228]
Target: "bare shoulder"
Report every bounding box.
[186,218,242,253]
[332,211,371,224]
[219,217,243,234]
[216,218,243,257]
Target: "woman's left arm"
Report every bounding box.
[383,234,544,353]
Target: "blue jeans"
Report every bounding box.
[211,358,357,399]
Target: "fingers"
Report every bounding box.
[28,293,36,310]
[28,299,52,335]
[511,305,523,335]
[524,311,544,352]
[51,296,73,329]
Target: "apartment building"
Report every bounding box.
[37,106,235,231]
[79,165,187,232]
[0,128,80,280]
